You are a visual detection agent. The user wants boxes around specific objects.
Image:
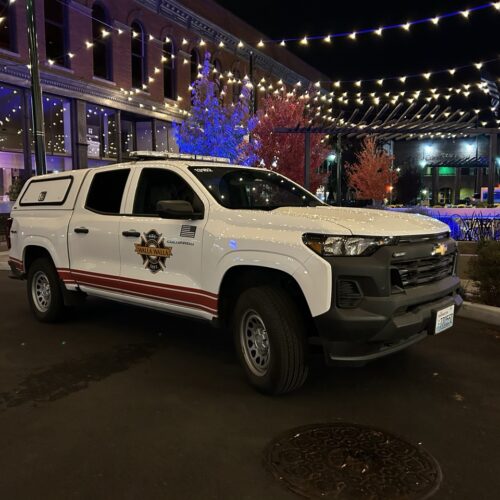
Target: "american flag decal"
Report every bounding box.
[180,225,197,238]
[481,69,500,117]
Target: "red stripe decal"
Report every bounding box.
[59,268,218,315]
[58,268,217,299]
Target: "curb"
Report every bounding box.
[457,301,500,327]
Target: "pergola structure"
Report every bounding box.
[274,103,500,206]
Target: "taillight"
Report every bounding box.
[6,217,13,250]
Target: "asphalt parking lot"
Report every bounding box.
[0,271,499,499]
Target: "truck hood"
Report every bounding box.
[270,206,449,236]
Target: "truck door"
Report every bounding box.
[67,168,131,290]
[118,166,216,319]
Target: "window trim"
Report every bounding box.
[19,175,74,207]
[130,20,146,89]
[163,39,176,100]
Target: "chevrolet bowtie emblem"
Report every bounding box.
[431,243,448,256]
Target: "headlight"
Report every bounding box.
[303,234,396,257]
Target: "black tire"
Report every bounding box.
[232,286,308,395]
[27,257,66,322]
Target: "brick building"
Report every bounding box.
[0,0,325,202]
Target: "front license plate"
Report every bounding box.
[434,305,455,334]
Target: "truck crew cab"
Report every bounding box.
[7,152,462,394]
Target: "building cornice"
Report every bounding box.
[0,61,185,122]
[136,0,311,86]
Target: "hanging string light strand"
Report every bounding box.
[261,2,498,45]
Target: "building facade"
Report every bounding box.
[0,0,325,202]
[393,137,498,204]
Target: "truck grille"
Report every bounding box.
[392,253,455,288]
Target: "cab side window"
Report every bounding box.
[133,168,203,216]
[86,169,130,214]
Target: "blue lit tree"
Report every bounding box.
[174,52,257,163]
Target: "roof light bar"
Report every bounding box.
[129,151,230,163]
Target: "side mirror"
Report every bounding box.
[156,200,202,220]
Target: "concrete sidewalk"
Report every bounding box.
[0,251,9,271]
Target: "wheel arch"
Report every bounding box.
[217,265,314,333]
[23,244,57,273]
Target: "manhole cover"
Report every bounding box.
[264,423,442,500]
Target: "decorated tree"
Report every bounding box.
[242,93,329,190]
[174,52,257,163]
[346,136,397,204]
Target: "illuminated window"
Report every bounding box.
[156,120,177,153]
[438,166,455,176]
[0,84,25,200]
[92,3,112,80]
[120,112,152,158]
[45,0,68,67]
[86,104,117,162]
[131,21,146,88]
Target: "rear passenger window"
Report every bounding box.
[86,169,130,214]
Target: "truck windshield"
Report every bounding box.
[188,167,324,210]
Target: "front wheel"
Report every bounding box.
[232,286,308,395]
[27,257,65,322]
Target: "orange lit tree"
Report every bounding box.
[241,93,328,190]
[346,136,397,204]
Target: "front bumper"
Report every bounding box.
[312,236,463,363]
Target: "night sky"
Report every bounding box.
[217,0,497,81]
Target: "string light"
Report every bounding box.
[24,0,498,126]
[252,2,494,46]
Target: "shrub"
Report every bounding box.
[469,241,500,306]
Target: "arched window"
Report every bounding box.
[190,49,199,85]
[212,58,222,96]
[163,39,176,100]
[0,0,14,52]
[131,21,146,89]
[92,3,111,80]
[45,0,68,66]
[232,69,242,104]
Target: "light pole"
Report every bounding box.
[26,0,46,176]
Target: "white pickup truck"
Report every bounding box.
[7,152,462,394]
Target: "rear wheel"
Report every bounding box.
[232,286,308,395]
[27,257,65,322]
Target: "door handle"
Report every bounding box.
[74,227,89,234]
[122,230,141,237]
